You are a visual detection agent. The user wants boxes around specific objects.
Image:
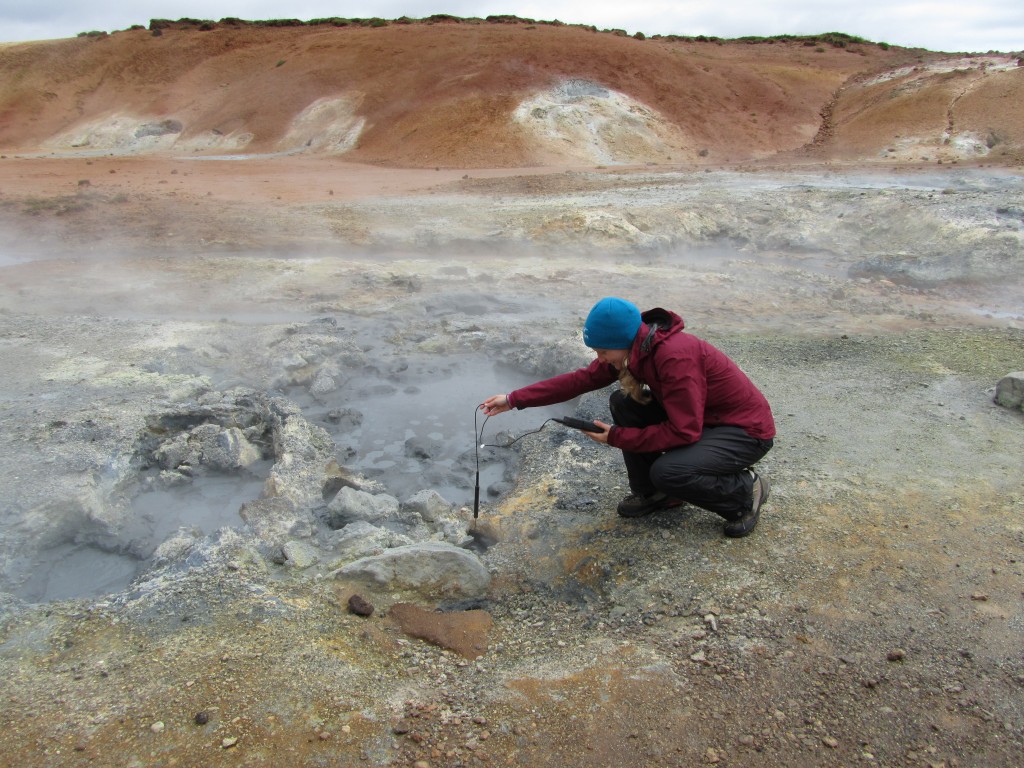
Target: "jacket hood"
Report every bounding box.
[640,308,685,340]
[630,308,685,360]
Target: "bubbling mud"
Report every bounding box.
[291,355,573,504]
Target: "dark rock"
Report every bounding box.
[348,593,375,617]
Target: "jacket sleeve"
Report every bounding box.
[508,358,618,409]
[607,344,706,452]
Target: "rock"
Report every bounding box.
[334,542,491,598]
[402,489,452,523]
[348,594,374,617]
[994,372,1024,411]
[152,432,192,470]
[326,486,425,535]
[264,399,339,510]
[150,527,201,565]
[239,497,312,549]
[128,528,268,599]
[154,423,263,473]
[275,353,309,372]
[142,390,339,518]
[322,459,383,497]
[389,602,493,659]
[328,486,399,523]
[401,490,472,546]
[195,425,263,471]
[282,540,319,569]
[309,370,338,397]
[323,520,411,562]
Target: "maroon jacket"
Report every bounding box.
[507,308,776,453]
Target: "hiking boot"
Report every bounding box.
[724,471,770,538]
[616,491,681,518]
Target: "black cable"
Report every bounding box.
[473,408,559,519]
[479,419,557,449]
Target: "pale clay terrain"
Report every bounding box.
[0,20,1023,768]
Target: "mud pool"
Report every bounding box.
[5,343,575,603]
[19,469,271,603]
[294,355,574,503]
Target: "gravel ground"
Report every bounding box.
[0,163,1022,767]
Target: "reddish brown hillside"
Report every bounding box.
[816,57,1024,163]
[0,21,1019,167]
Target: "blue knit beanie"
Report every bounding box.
[583,297,642,349]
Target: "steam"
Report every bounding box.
[1,164,1022,604]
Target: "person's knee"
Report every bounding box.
[650,459,699,493]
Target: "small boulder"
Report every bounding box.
[309,370,338,397]
[401,489,452,523]
[197,425,263,471]
[402,490,472,546]
[327,486,425,535]
[994,372,1024,411]
[323,520,411,562]
[334,542,490,598]
[327,486,399,523]
[282,540,319,569]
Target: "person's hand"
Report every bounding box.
[583,420,612,444]
[480,394,510,416]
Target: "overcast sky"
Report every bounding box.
[1,1,1021,52]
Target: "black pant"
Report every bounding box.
[609,389,773,520]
